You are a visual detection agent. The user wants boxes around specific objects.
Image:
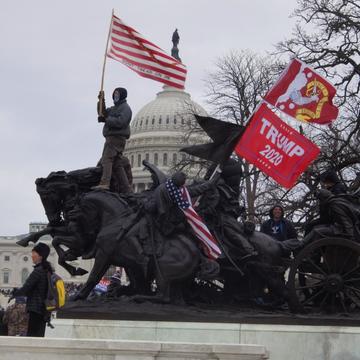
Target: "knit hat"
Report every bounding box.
[32,242,50,260]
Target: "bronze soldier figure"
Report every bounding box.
[302,189,360,246]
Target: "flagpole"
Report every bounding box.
[193,164,221,208]
[99,9,114,115]
[194,101,263,208]
[192,104,261,209]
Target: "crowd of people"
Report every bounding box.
[64,283,82,298]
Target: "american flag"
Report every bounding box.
[94,278,110,294]
[165,179,222,260]
[107,15,187,89]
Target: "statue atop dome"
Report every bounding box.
[171,28,181,62]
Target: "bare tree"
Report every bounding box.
[171,99,212,179]
[205,50,280,124]
[276,0,360,178]
[276,0,360,104]
[271,0,360,228]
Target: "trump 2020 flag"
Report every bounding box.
[235,103,320,188]
[107,15,187,89]
[264,58,338,125]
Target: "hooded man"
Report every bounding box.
[94,87,133,192]
[260,205,297,242]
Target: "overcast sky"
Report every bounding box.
[0,0,299,235]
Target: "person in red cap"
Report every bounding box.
[12,242,53,337]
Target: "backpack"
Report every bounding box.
[45,272,66,311]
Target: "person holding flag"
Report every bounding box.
[93,11,188,192]
[93,87,133,192]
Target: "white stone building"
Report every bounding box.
[0,222,93,289]
[124,86,207,192]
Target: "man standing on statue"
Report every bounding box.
[93,87,133,192]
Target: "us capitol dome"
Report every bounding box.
[124,32,207,192]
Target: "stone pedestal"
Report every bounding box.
[47,319,360,360]
[0,337,268,360]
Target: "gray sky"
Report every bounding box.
[0,0,298,235]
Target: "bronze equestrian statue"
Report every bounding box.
[17,160,302,309]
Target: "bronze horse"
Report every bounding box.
[67,190,202,301]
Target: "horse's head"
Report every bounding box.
[36,167,102,226]
[36,171,78,225]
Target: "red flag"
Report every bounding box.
[235,103,320,188]
[264,58,338,125]
[107,15,187,89]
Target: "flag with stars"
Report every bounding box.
[165,179,222,259]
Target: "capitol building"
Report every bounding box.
[125,85,207,192]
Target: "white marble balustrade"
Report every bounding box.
[0,336,268,360]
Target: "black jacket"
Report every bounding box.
[14,263,48,315]
[103,99,132,138]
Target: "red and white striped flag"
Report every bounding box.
[107,15,187,89]
[165,179,222,260]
